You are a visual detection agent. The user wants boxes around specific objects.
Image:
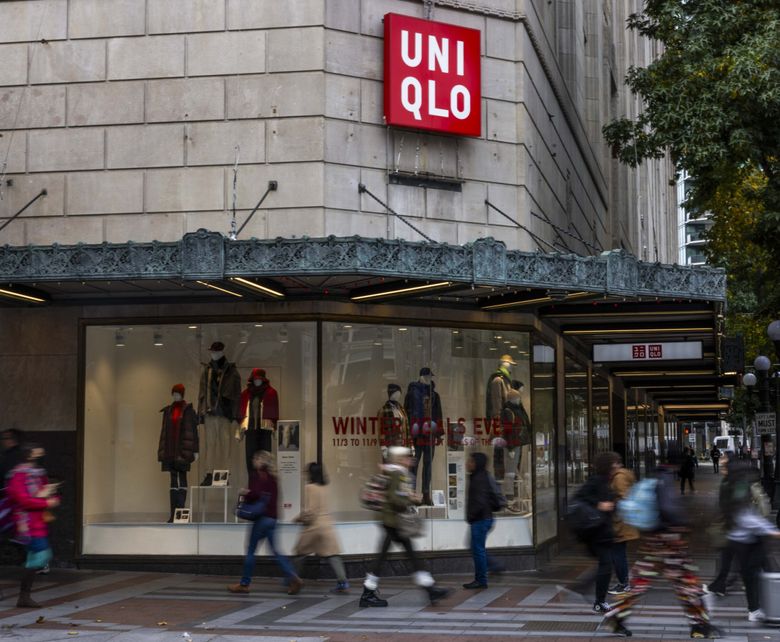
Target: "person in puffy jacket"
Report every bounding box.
[6,443,60,608]
[608,462,639,595]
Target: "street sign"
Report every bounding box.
[756,412,776,435]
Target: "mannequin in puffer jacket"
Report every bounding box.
[404,368,443,505]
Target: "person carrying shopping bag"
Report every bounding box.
[228,450,303,595]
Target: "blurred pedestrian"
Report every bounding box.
[0,429,24,537]
[463,452,504,589]
[704,452,737,597]
[608,458,639,595]
[359,446,449,607]
[291,463,349,593]
[679,447,697,494]
[6,443,60,608]
[227,450,303,595]
[566,451,620,613]
[710,445,721,474]
[719,458,779,621]
[603,464,717,638]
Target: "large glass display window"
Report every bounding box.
[592,374,611,455]
[564,356,589,494]
[321,322,536,549]
[83,322,317,531]
[531,340,556,544]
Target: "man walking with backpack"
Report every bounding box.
[604,463,718,638]
[463,452,505,589]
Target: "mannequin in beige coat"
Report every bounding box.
[292,463,349,592]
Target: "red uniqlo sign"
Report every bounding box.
[384,13,481,137]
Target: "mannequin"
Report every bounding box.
[486,354,516,482]
[238,368,280,474]
[197,341,242,485]
[495,386,531,479]
[404,367,443,505]
[158,383,199,522]
[377,384,410,456]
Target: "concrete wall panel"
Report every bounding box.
[108,36,185,80]
[325,31,382,80]
[149,0,226,34]
[67,170,144,215]
[146,167,225,212]
[325,75,360,121]
[0,44,28,86]
[104,213,185,242]
[0,86,66,129]
[30,40,106,84]
[267,117,325,162]
[28,128,104,172]
[232,163,323,209]
[187,31,266,76]
[107,124,185,168]
[267,28,324,72]
[227,73,324,119]
[146,78,225,122]
[0,174,65,219]
[0,1,67,44]
[186,121,265,166]
[228,0,324,29]
[67,81,145,126]
[69,0,145,39]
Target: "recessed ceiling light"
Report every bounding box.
[188,325,198,329]
[398,327,408,332]
[254,323,263,328]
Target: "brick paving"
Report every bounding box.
[1,471,779,641]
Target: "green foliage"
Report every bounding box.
[603,0,780,263]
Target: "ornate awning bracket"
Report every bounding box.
[0,230,726,303]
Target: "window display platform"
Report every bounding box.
[81,516,533,556]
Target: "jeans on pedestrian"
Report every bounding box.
[611,540,629,585]
[241,516,295,586]
[712,458,719,474]
[735,540,765,612]
[470,517,494,585]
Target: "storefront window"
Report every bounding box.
[565,356,588,492]
[532,340,556,544]
[321,322,534,548]
[83,322,317,552]
[592,374,610,455]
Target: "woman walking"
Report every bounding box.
[360,446,449,607]
[608,458,639,595]
[228,450,303,595]
[6,443,60,608]
[292,463,349,593]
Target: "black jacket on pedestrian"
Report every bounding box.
[466,452,493,524]
[575,473,615,543]
[679,453,697,479]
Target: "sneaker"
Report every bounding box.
[690,623,721,638]
[748,609,765,622]
[607,583,629,595]
[462,580,488,589]
[227,583,249,594]
[331,581,350,594]
[359,588,388,607]
[702,583,725,598]
[604,616,632,637]
[36,564,50,575]
[593,601,611,613]
[287,576,303,595]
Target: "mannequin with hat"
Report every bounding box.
[158,384,199,522]
[486,354,517,483]
[377,384,409,455]
[404,367,443,505]
[197,341,242,485]
[238,368,280,475]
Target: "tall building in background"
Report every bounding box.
[677,171,713,266]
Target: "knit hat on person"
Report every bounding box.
[387,446,411,463]
[171,383,185,395]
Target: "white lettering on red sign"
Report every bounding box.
[384,13,481,137]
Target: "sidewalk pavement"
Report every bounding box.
[1,467,778,642]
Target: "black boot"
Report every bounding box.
[422,491,433,506]
[176,488,188,510]
[426,585,450,604]
[359,587,388,607]
[200,472,213,486]
[17,570,41,608]
[167,489,177,523]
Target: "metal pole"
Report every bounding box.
[773,371,780,509]
[0,188,47,233]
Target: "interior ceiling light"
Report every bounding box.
[350,281,453,302]
[613,369,715,377]
[196,280,243,298]
[229,277,285,299]
[482,291,592,311]
[115,330,125,347]
[662,403,729,410]
[153,331,164,347]
[188,325,198,330]
[0,286,47,304]
[563,326,711,335]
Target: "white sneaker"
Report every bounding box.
[748,609,765,622]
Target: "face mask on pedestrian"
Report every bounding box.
[172,392,183,402]
[210,351,223,361]
[254,378,263,387]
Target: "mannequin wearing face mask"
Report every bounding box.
[377,384,409,456]
[197,341,242,484]
[238,368,280,474]
[158,384,199,523]
[404,368,443,505]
